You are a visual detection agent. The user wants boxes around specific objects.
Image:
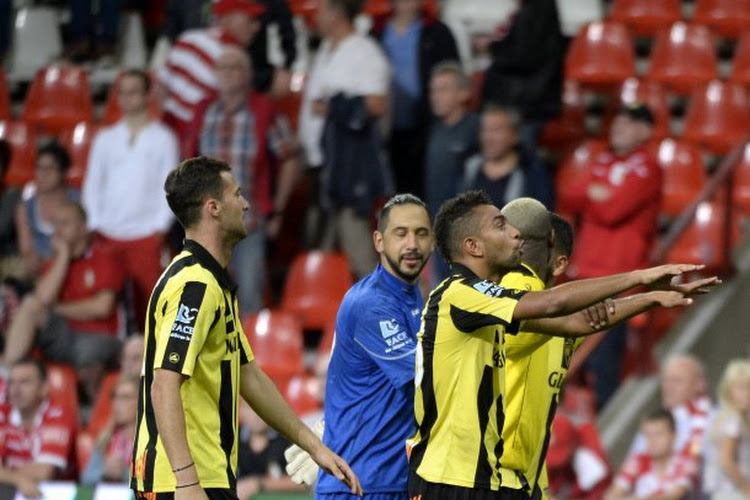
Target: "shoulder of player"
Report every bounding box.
[452,275,526,300]
[161,266,225,305]
[500,269,544,292]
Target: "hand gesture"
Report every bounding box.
[638,264,706,288]
[582,298,616,329]
[652,291,694,308]
[660,274,721,296]
[310,446,363,496]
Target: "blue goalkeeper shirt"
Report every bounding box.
[316,264,423,495]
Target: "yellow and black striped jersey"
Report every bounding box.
[130,239,254,493]
[407,263,526,491]
[500,264,582,496]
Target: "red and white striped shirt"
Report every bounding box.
[615,452,696,498]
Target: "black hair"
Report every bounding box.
[549,212,574,257]
[328,0,364,22]
[378,193,429,232]
[11,357,48,382]
[37,140,71,174]
[164,156,231,229]
[434,190,492,263]
[644,407,676,432]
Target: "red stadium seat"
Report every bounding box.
[243,309,304,389]
[729,31,750,87]
[732,141,750,216]
[656,138,707,217]
[602,78,670,140]
[647,22,718,96]
[682,81,750,155]
[565,21,636,89]
[289,0,318,27]
[59,122,99,189]
[46,363,80,424]
[285,374,322,418]
[22,66,94,135]
[280,251,353,330]
[693,0,750,39]
[77,432,94,474]
[539,80,586,151]
[0,69,10,120]
[101,71,161,126]
[608,0,682,37]
[86,371,118,437]
[555,139,608,218]
[0,121,36,187]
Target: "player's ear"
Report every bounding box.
[373,230,384,253]
[464,236,482,258]
[552,255,569,278]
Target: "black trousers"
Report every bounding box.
[134,488,238,500]
[408,472,531,500]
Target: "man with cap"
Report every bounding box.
[158,0,265,156]
[563,103,663,409]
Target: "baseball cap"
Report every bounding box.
[500,197,551,240]
[212,0,266,17]
[617,103,655,125]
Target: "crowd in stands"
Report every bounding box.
[0,0,749,497]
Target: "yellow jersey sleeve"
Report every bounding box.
[501,268,549,350]
[450,278,526,333]
[237,319,254,365]
[154,280,221,377]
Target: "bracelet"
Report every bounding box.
[175,480,200,489]
[172,462,194,473]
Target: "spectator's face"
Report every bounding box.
[481,111,519,161]
[52,204,87,248]
[215,51,251,97]
[111,380,138,426]
[429,72,465,119]
[661,359,703,409]
[8,364,45,414]
[121,337,144,378]
[374,203,433,283]
[218,12,259,47]
[117,75,148,116]
[609,114,651,155]
[475,204,523,271]
[642,419,675,460]
[316,0,341,36]
[392,0,421,18]
[729,378,750,412]
[34,153,65,192]
[217,171,250,242]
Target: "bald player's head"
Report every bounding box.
[501,198,552,278]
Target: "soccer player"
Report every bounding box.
[406,190,711,499]
[288,194,434,499]
[130,157,361,500]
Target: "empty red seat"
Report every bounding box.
[539,80,587,151]
[565,21,636,89]
[101,71,161,126]
[656,138,707,217]
[285,374,322,417]
[682,81,750,154]
[22,66,94,135]
[647,22,718,96]
[243,309,304,388]
[0,121,36,187]
[46,363,80,424]
[608,0,682,37]
[729,31,750,87]
[59,121,99,188]
[732,141,750,215]
[602,78,671,139]
[555,139,608,217]
[289,0,318,27]
[0,69,10,120]
[280,251,353,330]
[86,371,118,437]
[693,0,750,39]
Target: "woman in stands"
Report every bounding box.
[14,141,79,279]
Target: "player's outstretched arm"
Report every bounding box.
[240,362,363,496]
[512,263,707,321]
[524,291,693,337]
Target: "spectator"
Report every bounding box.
[3,202,124,405]
[187,46,298,314]
[237,405,306,498]
[703,359,750,500]
[162,0,211,41]
[82,69,178,329]
[250,0,297,96]
[0,358,77,498]
[66,0,123,65]
[629,355,712,461]
[81,375,139,485]
[158,0,265,154]
[0,139,22,281]
[119,333,144,378]
[481,0,565,157]
[460,104,553,209]
[423,61,478,284]
[375,0,459,196]
[299,0,392,279]
[565,104,662,408]
[15,142,80,280]
[606,409,696,500]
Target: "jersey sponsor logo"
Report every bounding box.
[562,338,575,370]
[379,319,401,339]
[493,330,505,367]
[169,352,181,364]
[171,304,199,337]
[176,304,198,323]
[473,281,506,297]
[548,371,565,389]
[225,335,239,354]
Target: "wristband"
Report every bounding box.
[175,480,200,489]
[172,462,194,473]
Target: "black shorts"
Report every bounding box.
[407,472,531,500]
[134,488,238,500]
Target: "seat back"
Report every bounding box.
[729,31,750,87]
[647,22,718,95]
[693,0,750,38]
[285,375,322,418]
[59,122,99,188]
[86,372,119,437]
[46,363,80,424]
[0,69,10,120]
[243,309,304,388]
[682,80,750,154]
[656,138,707,217]
[22,66,94,135]
[555,139,608,218]
[565,21,636,88]
[602,78,671,140]
[609,0,682,37]
[540,80,587,151]
[732,141,750,215]
[0,121,36,187]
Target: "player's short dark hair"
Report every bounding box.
[378,193,429,233]
[165,156,231,230]
[643,407,675,431]
[37,140,71,174]
[11,357,47,382]
[0,139,10,175]
[121,68,151,93]
[328,0,364,21]
[434,190,492,264]
[549,212,574,257]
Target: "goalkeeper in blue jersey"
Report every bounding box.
[287,193,434,499]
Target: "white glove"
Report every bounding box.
[284,419,325,486]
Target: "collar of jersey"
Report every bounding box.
[450,263,478,280]
[375,263,419,298]
[183,239,238,293]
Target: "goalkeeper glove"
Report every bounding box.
[284,419,324,485]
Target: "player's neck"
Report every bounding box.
[185,230,232,268]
